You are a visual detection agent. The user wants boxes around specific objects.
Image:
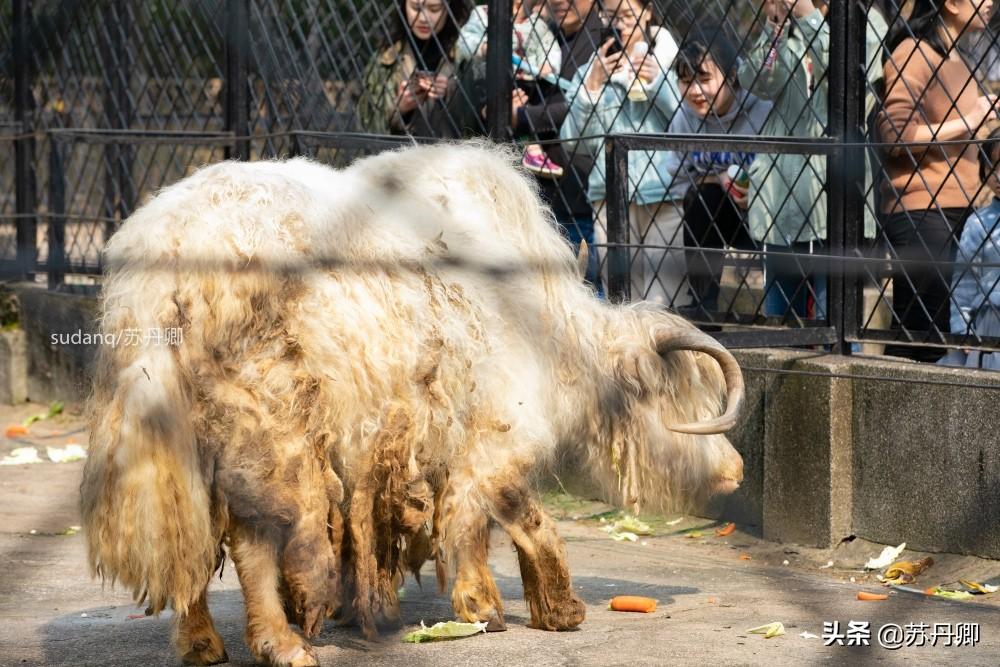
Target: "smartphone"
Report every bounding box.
[411,69,436,83]
[600,25,623,56]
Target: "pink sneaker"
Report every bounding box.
[522,151,564,179]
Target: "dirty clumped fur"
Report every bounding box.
[79,142,744,667]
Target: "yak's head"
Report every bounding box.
[588,315,745,513]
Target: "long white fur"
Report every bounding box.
[82,141,741,616]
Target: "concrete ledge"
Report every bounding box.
[759,353,854,547]
[0,329,28,404]
[729,349,1000,559]
[14,283,100,406]
[850,358,1000,559]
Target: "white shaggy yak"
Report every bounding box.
[80,143,744,666]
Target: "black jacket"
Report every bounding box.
[514,11,604,220]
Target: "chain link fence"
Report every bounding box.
[3,0,1000,364]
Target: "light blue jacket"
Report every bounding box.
[559,26,682,206]
[737,9,886,243]
[951,198,1000,335]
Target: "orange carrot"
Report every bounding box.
[923,586,938,595]
[609,596,657,613]
[715,522,736,537]
[857,591,888,601]
[739,553,752,560]
[5,424,28,438]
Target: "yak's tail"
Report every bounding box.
[80,269,217,616]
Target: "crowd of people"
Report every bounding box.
[356,0,1000,366]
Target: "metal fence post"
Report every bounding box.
[486,0,513,140]
[14,0,37,280]
[605,137,630,303]
[226,0,251,160]
[103,0,134,246]
[826,0,864,355]
[47,140,66,290]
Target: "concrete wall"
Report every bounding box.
[732,350,1000,560]
[9,282,1000,557]
[14,283,100,406]
[850,361,1000,558]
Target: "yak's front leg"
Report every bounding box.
[173,587,228,665]
[229,519,318,667]
[489,483,585,631]
[439,480,506,631]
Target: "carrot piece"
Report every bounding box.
[715,522,736,537]
[609,596,657,613]
[739,553,752,560]
[5,424,28,438]
[857,591,888,601]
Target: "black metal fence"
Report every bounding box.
[3,0,1000,364]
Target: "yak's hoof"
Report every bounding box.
[551,595,586,630]
[179,629,228,665]
[531,594,586,631]
[263,641,318,667]
[181,646,229,666]
[485,612,507,633]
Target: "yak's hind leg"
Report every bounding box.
[489,482,585,631]
[439,478,506,632]
[173,586,228,665]
[347,474,401,640]
[279,462,341,640]
[229,519,318,667]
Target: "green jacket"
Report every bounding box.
[357,42,478,138]
[738,9,885,244]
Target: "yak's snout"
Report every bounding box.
[711,445,744,496]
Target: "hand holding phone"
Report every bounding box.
[599,25,623,56]
[426,74,449,100]
[585,38,625,93]
[397,77,428,114]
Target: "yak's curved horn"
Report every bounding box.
[576,240,589,279]
[653,327,744,435]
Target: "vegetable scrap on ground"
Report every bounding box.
[0,444,86,465]
[402,621,488,643]
[747,622,785,638]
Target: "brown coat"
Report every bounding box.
[879,38,982,214]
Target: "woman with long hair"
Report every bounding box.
[358,0,474,137]
[878,0,995,361]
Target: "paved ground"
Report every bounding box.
[2,402,1000,666]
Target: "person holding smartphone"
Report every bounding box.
[358,0,475,137]
[560,0,685,306]
[736,0,832,322]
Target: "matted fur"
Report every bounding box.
[80,142,742,664]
